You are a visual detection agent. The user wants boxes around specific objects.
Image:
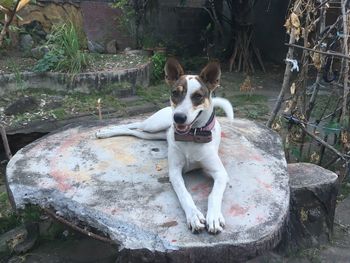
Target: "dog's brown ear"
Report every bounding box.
[199,61,221,91]
[164,58,184,85]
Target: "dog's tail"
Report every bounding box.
[213,97,234,120]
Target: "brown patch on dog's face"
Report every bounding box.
[191,77,211,110]
[170,76,187,106]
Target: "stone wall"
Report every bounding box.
[0,63,151,96]
[80,1,133,52]
[17,2,83,33]
[16,0,132,53]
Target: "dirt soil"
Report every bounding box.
[0,50,148,74]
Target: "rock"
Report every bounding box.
[31,45,50,59]
[124,49,147,56]
[88,40,105,53]
[13,222,39,254]
[318,247,350,263]
[335,195,350,226]
[6,118,289,262]
[42,95,64,110]
[0,226,26,255]
[106,39,119,54]
[17,3,84,35]
[19,34,34,51]
[24,21,47,44]
[281,163,339,252]
[4,96,38,116]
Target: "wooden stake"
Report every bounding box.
[0,124,12,160]
[266,27,297,127]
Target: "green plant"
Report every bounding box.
[33,21,88,74]
[151,52,166,84]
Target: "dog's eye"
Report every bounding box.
[192,93,203,100]
[172,90,179,97]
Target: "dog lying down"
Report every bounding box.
[96,58,233,234]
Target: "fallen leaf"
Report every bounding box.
[290,12,300,28]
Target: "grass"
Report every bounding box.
[228,94,270,120]
[136,81,170,105]
[0,89,121,128]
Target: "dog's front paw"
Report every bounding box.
[186,208,206,233]
[206,211,225,234]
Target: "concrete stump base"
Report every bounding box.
[284,163,339,251]
[6,118,289,262]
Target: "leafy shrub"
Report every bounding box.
[33,21,88,74]
[151,52,167,84]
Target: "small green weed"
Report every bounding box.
[33,21,88,74]
[151,52,167,84]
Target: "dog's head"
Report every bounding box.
[164,58,221,134]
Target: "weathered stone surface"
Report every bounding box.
[283,163,339,251]
[19,34,34,51]
[106,39,119,54]
[31,46,50,60]
[4,96,38,116]
[335,195,350,226]
[0,62,150,96]
[88,40,105,53]
[6,118,289,262]
[0,223,38,256]
[0,226,26,256]
[81,2,133,50]
[17,3,83,34]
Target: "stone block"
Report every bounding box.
[6,118,289,262]
[281,163,339,252]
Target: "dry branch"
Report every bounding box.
[286,43,350,60]
[0,124,12,160]
[299,124,347,161]
[0,0,20,47]
[43,208,115,245]
[340,0,349,124]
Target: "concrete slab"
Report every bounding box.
[6,118,289,261]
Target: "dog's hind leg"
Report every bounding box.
[96,125,167,140]
[95,107,172,139]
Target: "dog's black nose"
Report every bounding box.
[173,113,187,124]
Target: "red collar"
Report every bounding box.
[174,111,216,143]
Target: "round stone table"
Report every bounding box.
[6,118,289,262]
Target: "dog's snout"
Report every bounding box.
[173,113,187,124]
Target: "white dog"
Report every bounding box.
[96,58,233,234]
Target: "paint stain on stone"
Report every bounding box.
[256,178,272,191]
[229,204,248,216]
[191,182,211,199]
